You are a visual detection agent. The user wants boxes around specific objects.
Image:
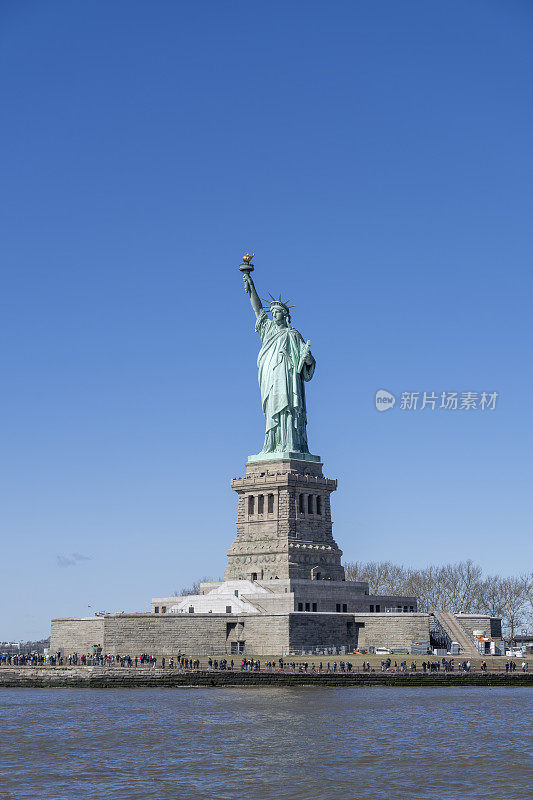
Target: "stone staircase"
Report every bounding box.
[433,611,479,658]
[240,595,269,614]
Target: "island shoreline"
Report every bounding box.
[1,667,531,689]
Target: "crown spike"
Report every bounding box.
[261,293,295,317]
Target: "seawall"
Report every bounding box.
[0,667,531,688]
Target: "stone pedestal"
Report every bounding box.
[225,457,344,582]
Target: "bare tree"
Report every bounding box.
[344,561,408,596]
[179,581,201,596]
[439,560,483,613]
[175,576,220,597]
[343,559,533,637]
[343,561,364,583]
[476,573,532,638]
[477,575,505,618]
[402,565,446,613]
[498,575,531,639]
[527,572,533,605]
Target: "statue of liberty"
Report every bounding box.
[240,255,319,462]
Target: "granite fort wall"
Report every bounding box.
[355,614,432,650]
[236,615,289,654]
[455,615,502,639]
[104,614,290,657]
[52,614,291,657]
[288,613,358,651]
[52,612,496,657]
[50,617,105,655]
[104,614,231,656]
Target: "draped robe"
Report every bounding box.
[255,309,315,454]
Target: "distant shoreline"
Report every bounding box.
[0,667,531,688]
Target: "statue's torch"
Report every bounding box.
[239,252,255,292]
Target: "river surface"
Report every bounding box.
[1,686,531,799]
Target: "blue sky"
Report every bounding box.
[1,0,532,640]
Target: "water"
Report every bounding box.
[0,686,531,799]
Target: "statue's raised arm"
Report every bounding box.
[239,253,262,318]
[243,271,263,318]
[238,253,318,462]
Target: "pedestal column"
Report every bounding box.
[225,458,344,582]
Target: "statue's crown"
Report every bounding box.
[263,293,294,316]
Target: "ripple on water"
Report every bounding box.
[0,686,531,800]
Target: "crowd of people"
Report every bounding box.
[1,650,529,672]
[263,659,357,673]
[420,658,470,672]
[0,652,54,666]
[506,660,529,672]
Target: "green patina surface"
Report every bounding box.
[241,258,319,462]
[247,451,321,464]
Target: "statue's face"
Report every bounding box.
[271,306,288,327]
